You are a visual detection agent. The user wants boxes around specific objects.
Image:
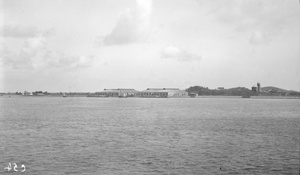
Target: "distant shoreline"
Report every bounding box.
[1,94,299,99]
[195,96,300,99]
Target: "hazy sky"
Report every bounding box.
[0,0,299,92]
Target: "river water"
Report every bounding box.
[0,97,299,175]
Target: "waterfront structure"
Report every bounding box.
[94,89,138,97]
[251,86,257,92]
[137,88,189,98]
[118,89,138,97]
[32,91,47,96]
[23,91,31,96]
[188,93,198,98]
[257,82,261,92]
[251,83,261,93]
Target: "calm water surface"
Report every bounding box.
[0,97,299,175]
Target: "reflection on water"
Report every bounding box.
[0,97,299,175]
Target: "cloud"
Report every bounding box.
[45,51,95,68]
[207,0,297,44]
[249,30,269,45]
[77,55,95,68]
[2,46,34,69]
[3,25,38,38]
[23,33,46,53]
[2,33,46,69]
[161,46,201,62]
[102,0,152,45]
[2,25,54,38]
[2,33,94,69]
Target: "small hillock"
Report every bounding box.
[261,86,289,93]
[185,86,255,96]
[185,86,300,96]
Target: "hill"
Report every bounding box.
[185,86,300,96]
[185,86,255,96]
[260,86,289,93]
[260,86,300,96]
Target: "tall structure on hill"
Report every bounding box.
[257,82,261,92]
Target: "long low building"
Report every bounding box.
[93,89,139,97]
[88,88,189,98]
[137,88,189,98]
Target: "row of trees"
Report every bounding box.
[186,86,300,96]
[186,86,256,96]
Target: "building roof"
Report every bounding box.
[95,88,185,93]
[141,88,186,93]
[163,88,180,90]
[97,88,138,93]
[102,89,119,93]
[146,88,180,90]
[119,89,138,93]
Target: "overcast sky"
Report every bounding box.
[0,0,299,92]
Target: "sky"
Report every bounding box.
[0,0,299,92]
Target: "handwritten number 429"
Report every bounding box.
[4,163,26,172]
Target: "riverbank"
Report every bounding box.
[195,95,300,99]
[1,94,299,99]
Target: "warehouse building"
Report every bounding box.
[137,88,189,98]
[94,89,138,97]
[251,82,261,93]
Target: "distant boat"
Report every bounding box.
[242,95,251,98]
[189,93,198,98]
[118,90,127,98]
[63,93,67,98]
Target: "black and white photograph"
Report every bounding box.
[0,0,300,174]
